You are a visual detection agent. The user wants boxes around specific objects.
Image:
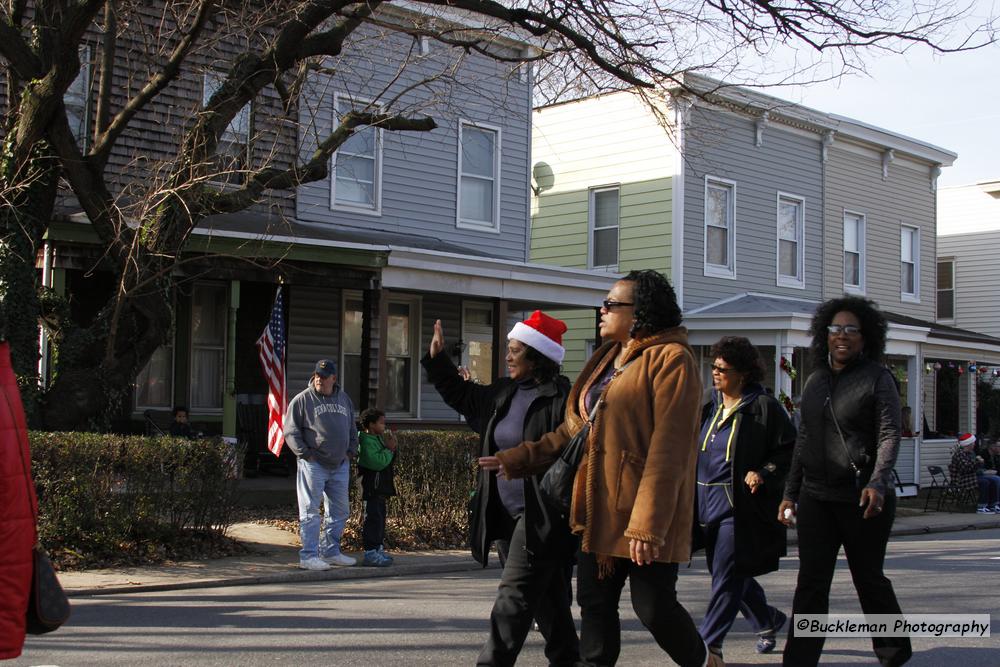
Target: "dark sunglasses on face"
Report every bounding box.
[602,299,634,311]
[827,324,861,336]
[711,365,736,374]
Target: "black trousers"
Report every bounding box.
[576,551,706,667]
[361,495,387,551]
[782,492,912,667]
[477,516,580,667]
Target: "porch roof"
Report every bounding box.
[197,212,616,308]
[682,292,1000,357]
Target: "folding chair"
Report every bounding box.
[892,468,919,498]
[923,465,949,512]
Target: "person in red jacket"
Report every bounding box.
[0,340,37,660]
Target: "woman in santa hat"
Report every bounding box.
[422,310,578,667]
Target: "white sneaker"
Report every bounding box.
[299,556,331,571]
[323,553,356,567]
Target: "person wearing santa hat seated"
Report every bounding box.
[422,310,578,667]
[949,433,1000,513]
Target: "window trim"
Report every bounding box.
[900,224,920,303]
[703,176,737,280]
[456,119,502,233]
[330,92,383,215]
[384,294,422,419]
[588,185,621,271]
[842,209,866,294]
[188,281,228,414]
[937,258,956,322]
[775,191,806,289]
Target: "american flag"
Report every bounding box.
[256,286,286,457]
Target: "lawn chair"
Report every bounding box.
[143,409,172,436]
[923,464,978,512]
[237,403,290,477]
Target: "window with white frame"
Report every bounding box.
[704,178,735,277]
[332,96,381,212]
[203,71,251,183]
[65,45,92,150]
[385,296,420,416]
[458,122,500,230]
[189,283,227,411]
[462,302,494,384]
[901,225,919,299]
[937,259,955,320]
[590,187,620,270]
[342,293,364,406]
[135,344,174,410]
[776,194,804,287]
[843,211,865,291]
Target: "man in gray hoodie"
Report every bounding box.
[284,359,359,570]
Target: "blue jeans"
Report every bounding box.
[296,458,350,560]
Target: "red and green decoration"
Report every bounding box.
[779,356,796,414]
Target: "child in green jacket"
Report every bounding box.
[358,408,397,567]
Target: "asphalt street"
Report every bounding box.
[15,529,1000,666]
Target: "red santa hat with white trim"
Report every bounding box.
[958,432,976,447]
[508,310,567,365]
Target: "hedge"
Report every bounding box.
[29,429,482,566]
[342,429,480,550]
[30,432,242,568]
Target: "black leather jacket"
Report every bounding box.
[784,357,901,503]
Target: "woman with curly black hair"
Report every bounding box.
[778,296,911,666]
[485,270,720,667]
[695,337,795,663]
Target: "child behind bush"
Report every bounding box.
[357,408,397,566]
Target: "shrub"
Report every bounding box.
[30,432,241,568]
[343,429,480,550]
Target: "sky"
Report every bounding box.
[779,23,1000,188]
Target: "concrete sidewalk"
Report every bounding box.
[58,506,1000,597]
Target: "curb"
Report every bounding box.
[67,558,500,598]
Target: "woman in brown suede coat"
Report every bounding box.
[483,270,719,667]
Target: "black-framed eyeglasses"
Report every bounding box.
[711,364,736,375]
[827,324,862,336]
[602,299,634,311]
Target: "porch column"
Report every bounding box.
[223,280,240,438]
[909,353,921,483]
[375,287,389,412]
[360,287,377,411]
[960,365,976,434]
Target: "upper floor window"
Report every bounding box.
[457,121,500,232]
[203,71,251,184]
[590,186,620,270]
[65,45,92,151]
[704,177,736,278]
[190,283,228,412]
[332,95,381,213]
[843,211,866,292]
[937,259,955,320]
[776,193,805,288]
[901,225,920,301]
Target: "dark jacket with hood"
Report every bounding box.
[692,383,796,577]
[421,351,574,566]
[784,357,901,505]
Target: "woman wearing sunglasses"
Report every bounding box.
[695,336,795,664]
[778,296,911,666]
[483,270,718,667]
